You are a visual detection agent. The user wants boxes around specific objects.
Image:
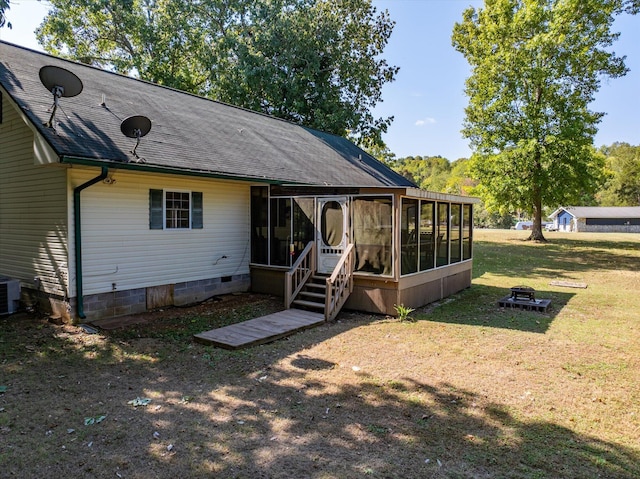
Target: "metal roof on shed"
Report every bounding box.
[550,206,640,219]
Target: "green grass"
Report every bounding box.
[1,229,639,478]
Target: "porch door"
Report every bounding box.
[317,197,349,274]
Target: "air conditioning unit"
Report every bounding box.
[0,277,21,315]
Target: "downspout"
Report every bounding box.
[73,167,109,319]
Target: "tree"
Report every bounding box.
[617,156,640,205]
[599,142,640,205]
[392,155,452,191]
[473,206,516,229]
[445,157,476,196]
[35,0,398,146]
[0,0,11,29]
[362,141,396,166]
[452,0,635,241]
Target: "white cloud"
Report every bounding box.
[415,118,436,127]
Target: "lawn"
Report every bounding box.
[1,229,639,478]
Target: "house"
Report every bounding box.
[549,207,640,233]
[0,41,478,322]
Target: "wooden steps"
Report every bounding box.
[285,244,354,323]
[292,299,324,310]
[299,291,325,300]
[292,274,327,313]
[194,309,325,349]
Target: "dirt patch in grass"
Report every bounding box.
[1,231,640,478]
[89,293,285,339]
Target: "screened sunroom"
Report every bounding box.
[250,185,478,317]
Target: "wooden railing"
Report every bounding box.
[325,243,355,322]
[284,241,315,309]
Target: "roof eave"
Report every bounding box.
[404,187,481,203]
[60,156,299,185]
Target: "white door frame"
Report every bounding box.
[316,197,349,274]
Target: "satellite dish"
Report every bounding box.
[39,65,83,98]
[120,115,152,162]
[39,65,83,128]
[120,115,152,138]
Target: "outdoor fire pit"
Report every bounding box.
[510,286,536,301]
[498,285,551,312]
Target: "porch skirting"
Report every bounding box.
[347,262,473,316]
[250,261,473,317]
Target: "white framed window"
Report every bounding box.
[149,189,203,230]
[165,191,190,229]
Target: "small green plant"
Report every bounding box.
[394,303,415,322]
[366,424,389,435]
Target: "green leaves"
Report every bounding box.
[599,142,640,205]
[36,0,397,146]
[393,304,415,322]
[392,155,452,192]
[452,0,631,230]
[0,0,10,29]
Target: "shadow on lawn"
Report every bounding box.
[417,284,575,334]
[473,237,640,280]
[400,379,640,479]
[1,316,638,479]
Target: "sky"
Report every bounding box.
[1,0,639,161]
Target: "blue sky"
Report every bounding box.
[2,0,639,161]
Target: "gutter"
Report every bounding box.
[60,156,296,185]
[73,167,109,319]
[63,156,307,320]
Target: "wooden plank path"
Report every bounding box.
[549,280,588,289]
[193,309,325,350]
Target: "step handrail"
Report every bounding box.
[285,241,315,309]
[325,243,355,321]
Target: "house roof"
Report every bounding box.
[0,41,414,188]
[549,206,640,219]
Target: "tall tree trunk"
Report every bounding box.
[528,185,546,242]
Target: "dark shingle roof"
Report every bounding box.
[0,41,414,187]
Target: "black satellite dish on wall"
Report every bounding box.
[39,65,83,128]
[120,115,152,162]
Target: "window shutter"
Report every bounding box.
[149,189,163,229]
[192,192,203,229]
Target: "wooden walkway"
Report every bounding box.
[193,309,325,350]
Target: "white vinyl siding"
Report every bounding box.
[0,91,69,295]
[68,168,250,296]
